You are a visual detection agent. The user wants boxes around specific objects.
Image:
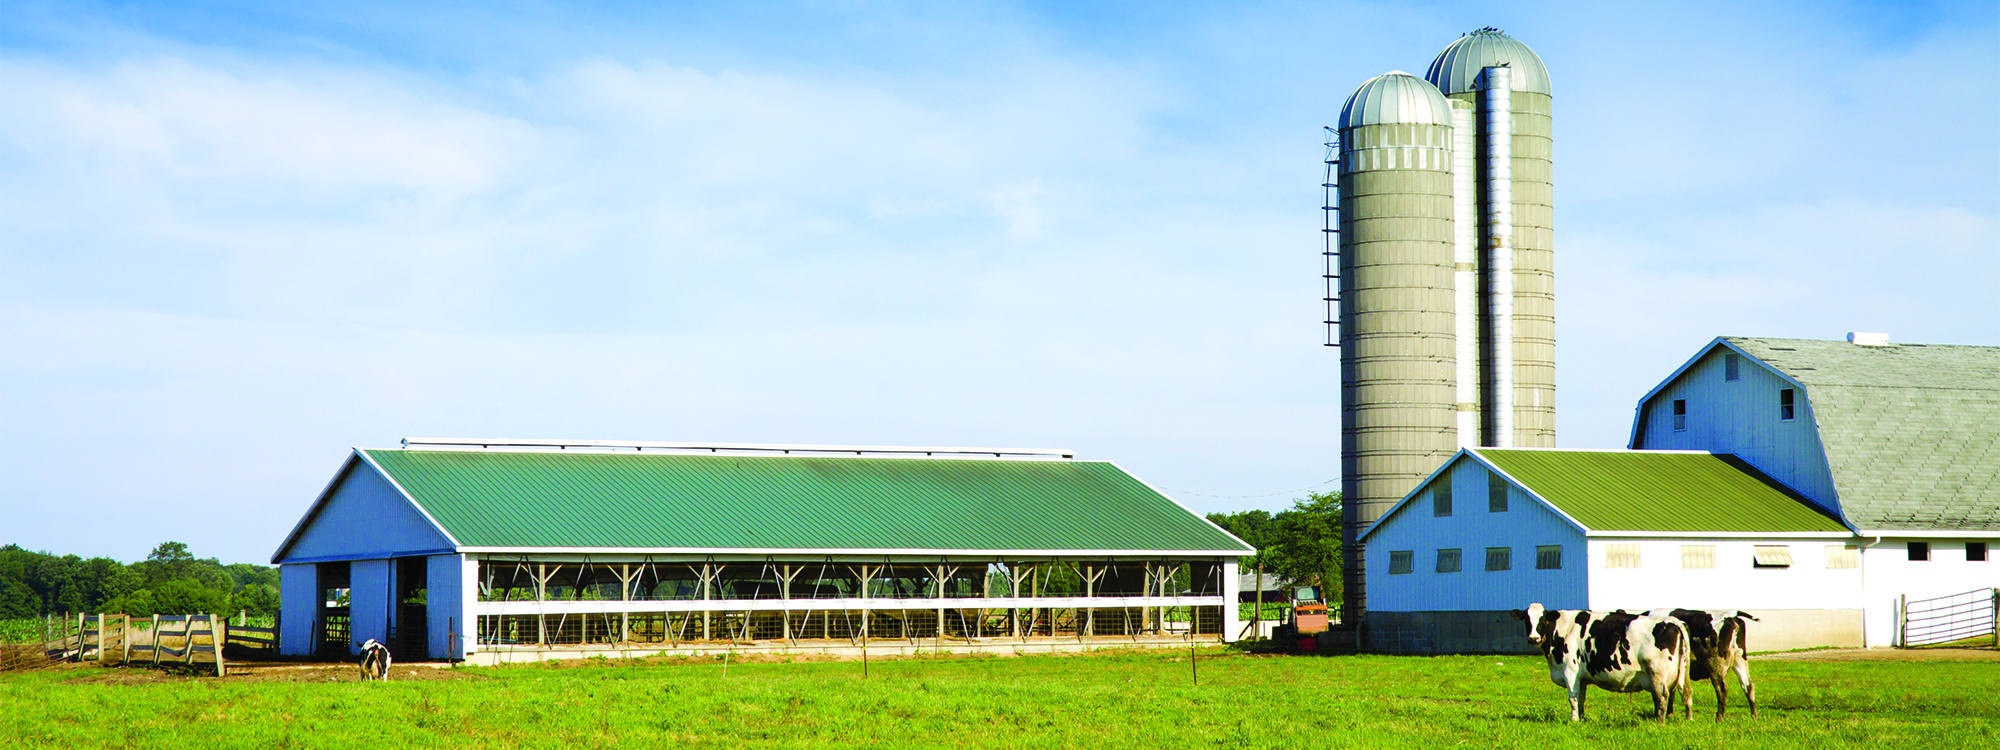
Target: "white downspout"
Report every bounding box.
[1482,65,1515,448]
[1451,100,1480,447]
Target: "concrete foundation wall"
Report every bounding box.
[1366,608,1862,655]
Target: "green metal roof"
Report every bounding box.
[360,449,1252,553]
[1473,449,1850,533]
[1725,337,2000,531]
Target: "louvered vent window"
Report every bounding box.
[1488,472,1509,512]
[1485,547,1511,571]
[1825,545,1860,569]
[1753,545,1793,568]
[1673,399,1687,431]
[1436,548,1462,573]
[1535,545,1563,570]
[1681,545,1716,569]
[1970,542,1989,562]
[1725,353,1741,382]
[1433,474,1453,517]
[1605,544,1641,569]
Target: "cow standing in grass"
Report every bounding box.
[1511,603,1692,722]
[1648,608,1757,719]
[358,639,391,682]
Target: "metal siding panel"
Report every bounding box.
[349,559,391,655]
[360,451,1251,553]
[280,462,457,562]
[426,554,463,660]
[1365,457,1586,611]
[278,564,317,656]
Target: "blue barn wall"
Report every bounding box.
[349,559,391,654]
[426,554,466,660]
[278,458,456,564]
[1631,343,1841,515]
[279,564,317,656]
[1364,455,1588,612]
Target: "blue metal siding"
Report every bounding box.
[1633,345,1841,516]
[278,460,456,563]
[426,554,465,660]
[278,564,317,656]
[1365,456,1587,611]
[349,559,391,655]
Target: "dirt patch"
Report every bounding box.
[1759,647,2000,662]
[55,661,481,684]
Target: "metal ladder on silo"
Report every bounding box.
[1322,127,1340,348]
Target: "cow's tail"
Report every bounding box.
[1676,621,1694,720]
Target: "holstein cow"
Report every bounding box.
[357,639,392,682]
[1511,603,1692,722]
[1647,608,1757,719]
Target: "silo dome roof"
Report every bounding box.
[1338,71,1451,129]
[1425,29,1551,95]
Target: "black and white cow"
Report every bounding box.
[1511,603,1692,722]
[357,639,392,682]
[1647,608,1757,719]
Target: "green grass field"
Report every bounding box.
[3,649,1994,749]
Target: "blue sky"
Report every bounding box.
[2,0,1994,565]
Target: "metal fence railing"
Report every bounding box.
[1899,588,1999,647]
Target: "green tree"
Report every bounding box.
[150,579,228,615]
[230,584,280,616]
[141,542,196,586]
[1207,492,1343,601]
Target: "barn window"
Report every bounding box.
[1725,353,1741,381]
[1535,545,1562,570]
[1753,545,1793,568]
[1485,547,1511,571]
[1779,389,1795,421]
[1907,542,1929,561]
[1672,399,1687,431]
[1433,476,1453,517]
[1681,545,1716,569]
[1436,548,1462,573]
[1604,544,1641,569]
[1488,473,1509,512]
[1970,542,1989,562]
[1389,550,1414,575]
[1825,545,1859,569]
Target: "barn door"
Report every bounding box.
[315,561,351,658]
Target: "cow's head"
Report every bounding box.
[1511,603,1552,647]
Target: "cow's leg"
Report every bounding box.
[1713,672,1728,720]
[1736,660,1755,718]
[1571,683,1587,722]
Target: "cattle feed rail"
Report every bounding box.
[1898,588,2000,648]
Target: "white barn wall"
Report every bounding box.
[1862,537,2000,647]
[1632,344,1840,514]
[349,558,390,655]
[1586,538,1861,611]
[1365,457,1588,612]
[278,564,317,656]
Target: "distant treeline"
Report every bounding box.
[1205,491,1342,602]
[0,541,278,618]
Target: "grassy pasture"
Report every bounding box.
[1,649,1993,749]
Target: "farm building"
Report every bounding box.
[272,439,1252,664]
[1631,336,2000,647]
[1360,335,1999,653]
[1360,448,1857,654]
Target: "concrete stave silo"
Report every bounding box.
[1331,30,1555,623]
[1334,71,1460,616]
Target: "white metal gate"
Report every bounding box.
[1899,588,1999,647]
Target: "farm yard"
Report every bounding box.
[2,648,1994,749]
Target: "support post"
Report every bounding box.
[215,614,227,677]
[151,614,161,668]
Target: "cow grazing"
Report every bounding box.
[358,639,392,682]
[1647,608,1757,719]
[1511,603,1692,722]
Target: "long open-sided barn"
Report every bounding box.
[272,439,1251,663]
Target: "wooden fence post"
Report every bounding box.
[121,614,131,664]
[151,614,161,667]
[215,614,227,677]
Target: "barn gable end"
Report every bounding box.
[271,453,457,564]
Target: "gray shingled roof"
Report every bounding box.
[1726,337,2000,531]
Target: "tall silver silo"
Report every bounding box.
[1335,71,1459,617]
[1426,30,1555,448]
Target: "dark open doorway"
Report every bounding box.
[315,561,351,658]
[393,557,429,661]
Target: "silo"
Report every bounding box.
[1335,72,1458,618]
[1426,30,1555,448]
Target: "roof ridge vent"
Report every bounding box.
[396,437,1076,460]
[1846,332,1890,347]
